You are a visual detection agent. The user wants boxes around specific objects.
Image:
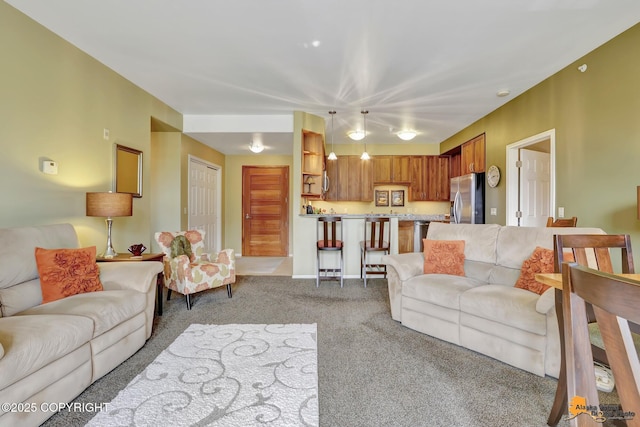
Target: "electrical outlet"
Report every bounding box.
[490,208,497,216]
[103,128,110,140]
[558,207,565,218]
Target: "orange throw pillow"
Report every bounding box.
[514,246,554,295]
[35,246,103,304]
[423,239,466,276]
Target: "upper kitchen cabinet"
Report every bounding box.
[460,134,485,174]
[301,130,325,199]
[324,155,373,202]
[409,156,450,201]
[426,156,450,201]
[373,155,411,184]
[409,156,427,201]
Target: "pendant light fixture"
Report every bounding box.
[360,110,370,160]
[327,110,337,160]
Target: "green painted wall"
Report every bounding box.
[0,2,182,249]
[440,22,640,250]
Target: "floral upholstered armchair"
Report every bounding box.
[154,230,236,310]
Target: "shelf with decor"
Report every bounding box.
[301,130,325,199]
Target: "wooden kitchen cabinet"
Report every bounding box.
[449,152,462,177]
[392,156,411,183]
[409,156,428,201]
[373,155,411,184]
[460,134,485,174]
[373,155,392,183]
[360,157,373,201]
[398,221,414,253]
[409,156,450,201]
[324,156,338,201]
[426,156,450,201]
[301,130,325,199]
[324,155,372,202]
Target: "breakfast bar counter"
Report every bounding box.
[293,213,446,279]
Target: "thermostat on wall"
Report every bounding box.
[42,160,58,175]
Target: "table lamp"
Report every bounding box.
[86,191,133,258]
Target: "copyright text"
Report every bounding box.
[1,402,109,413]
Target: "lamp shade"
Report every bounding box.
[86,192,133,217]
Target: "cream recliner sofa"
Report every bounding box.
[382,222,604,378]
[0,224,162,427]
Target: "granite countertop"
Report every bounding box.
[300,213,447,221]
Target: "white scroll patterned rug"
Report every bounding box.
[87,324,318,427]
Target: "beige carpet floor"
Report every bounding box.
[235,256,292,276]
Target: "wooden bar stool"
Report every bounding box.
[316,216,343,287]
[360,217,390,288]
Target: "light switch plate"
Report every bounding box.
[490,208,497,216]
[558,207,565,218]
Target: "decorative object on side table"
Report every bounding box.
[375,190,389,207]
[96,252,165,316]
[391,190,405,207]
[86,191,133,258]
[128,243,146,257]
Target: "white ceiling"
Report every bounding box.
[7,0,640,155]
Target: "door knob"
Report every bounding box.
[245,213,251,219]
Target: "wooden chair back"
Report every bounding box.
[364,217,390,250]
[563,264,640,427]
[555,233,637,363]
[317,216,342,250]
[554,234,634,274]
[547,216,578,227]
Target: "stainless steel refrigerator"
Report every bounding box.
[450,173,485,224]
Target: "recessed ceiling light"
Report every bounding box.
[311,40,321,48]
[496,89,510,97]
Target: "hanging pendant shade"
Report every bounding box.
[360,110,370,160]
[328,111,337,160]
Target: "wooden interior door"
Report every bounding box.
[242,166,289,256]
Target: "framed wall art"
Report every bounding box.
[391,190,405,207]
[114,144,143,198]
[375,190,389,207]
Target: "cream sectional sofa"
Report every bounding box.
[0,224,163,427]
[382,222,604,378]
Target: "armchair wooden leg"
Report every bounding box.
[185,294,192,310]
[167,289,172,301]
[227,284,232,298]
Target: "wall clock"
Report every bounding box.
[487,165,500,188]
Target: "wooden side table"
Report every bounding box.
[96,253,165,316]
